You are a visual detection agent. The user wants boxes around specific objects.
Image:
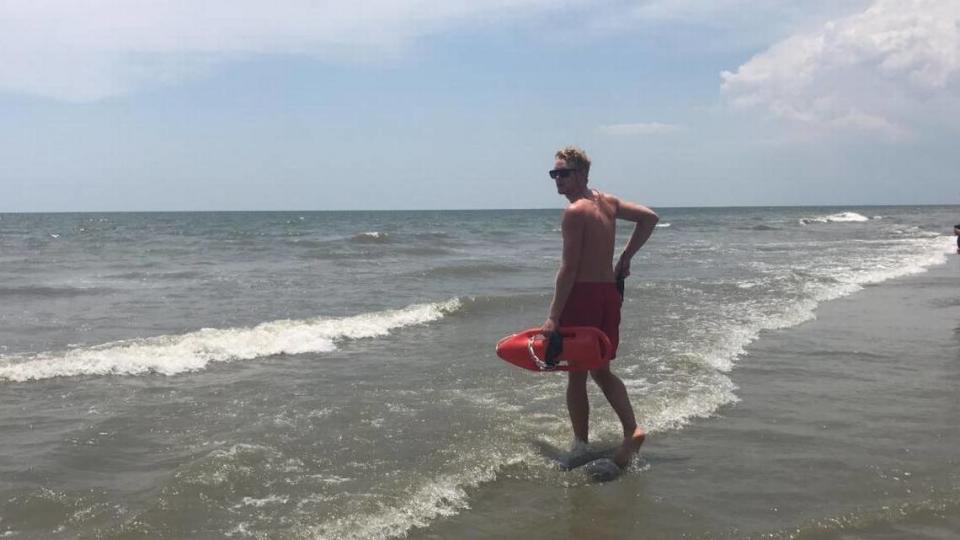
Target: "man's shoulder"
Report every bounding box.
[564,199,601,218]
[565,199,593,212]
[599,191,620,209]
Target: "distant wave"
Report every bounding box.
[350,231,391,243]
[288,230,456,259]
[104,270,203,281]
[414,263,522,279]
[891,226,939,237]
[738,224,780,231]
[398,246,454,257]
[456,292,551,317]
[282,238,336,249]
[799,211,870,225]
[0,299,462,383]
[656,223,671,228]
[412,231,453,240]
[297,245,455,261]
[0,285,114,299]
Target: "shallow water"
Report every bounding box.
[0,206,957,538]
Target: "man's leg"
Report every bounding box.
[567,370,590,444]
[591,366,646,467]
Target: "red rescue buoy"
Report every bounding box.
[495,327,613,372]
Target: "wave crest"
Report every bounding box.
[0,299,462,383]
[350,232,391,243]
[800,211,870,224]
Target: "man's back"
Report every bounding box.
[565,191,618,283]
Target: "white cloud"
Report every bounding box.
[598,122,683,136]
[0,0,578,101]
[721,0,960,139]
[585,0,871,50]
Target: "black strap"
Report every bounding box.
[544,331,564,367]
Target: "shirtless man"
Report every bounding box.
[541,146,659,468]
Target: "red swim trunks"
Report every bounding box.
[558,282,621,360]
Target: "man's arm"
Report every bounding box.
[614,199,659,279]
[543,207,585,333]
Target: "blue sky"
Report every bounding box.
[1,0,958,211]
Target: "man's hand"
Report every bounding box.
[541,317,558,336]
[615,256,631,279]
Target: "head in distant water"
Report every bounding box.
[550,146,591,196]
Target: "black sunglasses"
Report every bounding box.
[549,168,577,179]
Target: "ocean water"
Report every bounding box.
[0,206,957,539]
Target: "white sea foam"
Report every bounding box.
[356,231,388,240]
[313,474,352,485]
[0,298,462,383]
[225,522,253,538]
[308,451,522,540]
[656,222,672,228]
[634,236,949,434]
[238,495,288,508]
[644,374,740,433]
[800,211,870,224]
[709,237,948,374]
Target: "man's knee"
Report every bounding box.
[589,366,615,384]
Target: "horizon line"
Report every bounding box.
[2,203,960,215]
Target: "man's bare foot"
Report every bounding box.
[612,427,646,468]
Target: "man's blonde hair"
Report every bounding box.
[555,146,591,177]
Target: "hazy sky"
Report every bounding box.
[2,0,958,211]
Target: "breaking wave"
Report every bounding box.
[799,211,871,224]
[0,299,462,383]
[351,232,391,243]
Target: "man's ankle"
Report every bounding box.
[570,438,589,453]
